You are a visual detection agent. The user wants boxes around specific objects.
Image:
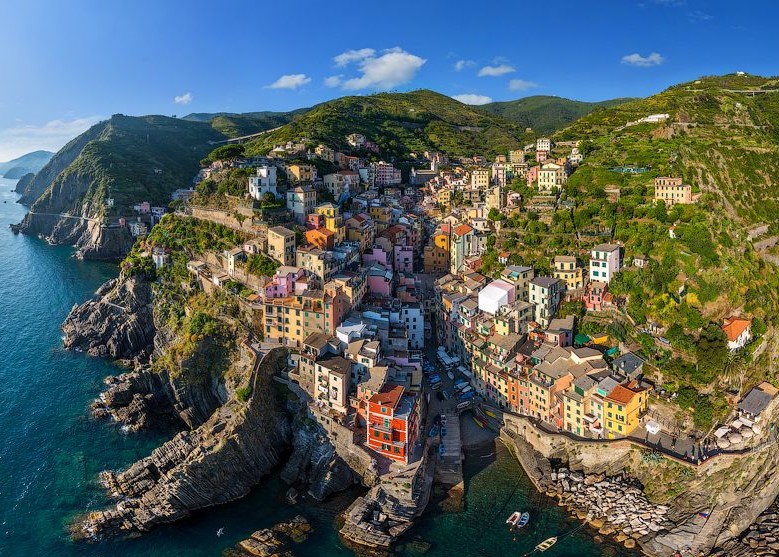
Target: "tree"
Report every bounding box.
[488,207,505,222]
[205,144,245,164]
[694,323,727,384]
[263,192,277,204]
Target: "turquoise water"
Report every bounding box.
[0,177,636,556]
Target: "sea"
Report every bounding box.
[0,176,638,556]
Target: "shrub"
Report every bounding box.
[236,386,251,402]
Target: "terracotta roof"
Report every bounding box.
[369,384,404,408]
[722,316,751,342]
[606,384,638,405]
[454,224,473,236]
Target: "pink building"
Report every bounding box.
[264,267,307,299]
[133,201,151,214]
[363,246,390,269]
[584,281,608,312]
[373,161,402,186]
[306,213,324,229]
[394,245,414,273]
[367,264,393,298]
[526,165,540,187]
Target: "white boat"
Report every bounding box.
[216,527,224,537]
[506,511,521,526]
[536,537,557,552]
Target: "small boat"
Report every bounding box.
[474,416,485,428]
[516,512,530,528]
[506,511,521,526]
[429,425,439,437]
[441,426,447,437]
[216,527,225,537]
[536,537,557,552]
[438,443,445,455]
[447,371,454,380]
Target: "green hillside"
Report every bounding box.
[28,114,229,217]
[556,74,779,222]
[479,96,635,135]
[182,109,309,138]
[242,89,530,159]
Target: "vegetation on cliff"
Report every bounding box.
[121,215,250,386]
[243,89,531,159]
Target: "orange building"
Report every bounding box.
[305,227,335,250]
[366,385,420,464]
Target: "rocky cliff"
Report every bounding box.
[62,275,156,361]
[281,415,357,501]
[77,348,292,539]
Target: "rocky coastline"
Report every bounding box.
[62,275,156,361]
[543,468,673,551]
[225,515,313,557]
[64,272,389,543]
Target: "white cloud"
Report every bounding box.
[334,48,376,67]
[621,52,665,67]
[452,94,493,106]
[267,74,312,90]
[338,47,426,90]
[0,116,104,162]
[688,10,713,22]
[324,75,343,88]
[508,79,539,91]
[454,59,475,72]
[174,92,193,105]
[477,64,515,77]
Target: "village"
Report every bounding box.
[127,126,777,547]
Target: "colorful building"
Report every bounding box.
[366,385,421,464]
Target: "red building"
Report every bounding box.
[366,385,420,464]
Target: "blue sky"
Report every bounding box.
[0,0,776,161]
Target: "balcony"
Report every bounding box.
[369,422,392,434]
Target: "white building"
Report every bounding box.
[286,185,316,225]
[248,166,278,200]
[537,138,552,153]
[401,304,425,349]
[529,277,563,328]
[478,279,516,315]
[589,244,622,284]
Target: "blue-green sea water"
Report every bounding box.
[0,177,637,556]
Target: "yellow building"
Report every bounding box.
[368,205,392,233]
[471,168,490,189]
[315,203,345,244]
[553,255,583,290]
[315,144,335,162]
[509,149,525,164]
[436,188,453,208]
[538,162,565,191]
[267,226,296,266]
[424,230,450,273]
[604,380,649,438]
[286,164,317,184]
[654,177,693,207]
